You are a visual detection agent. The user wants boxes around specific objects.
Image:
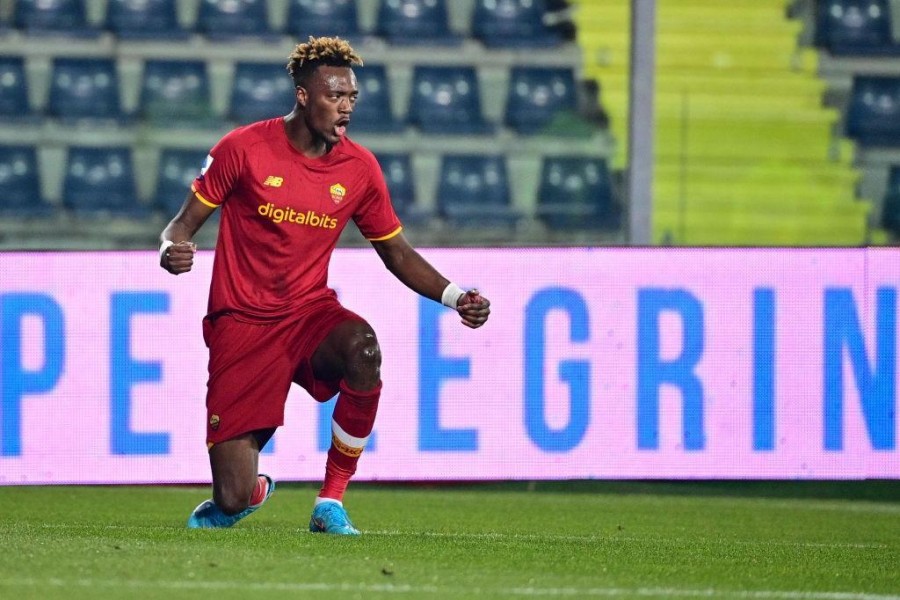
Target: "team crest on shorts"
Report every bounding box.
[329,183,346,204]
[209,414,220,430]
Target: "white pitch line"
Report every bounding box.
[1,578,899,600]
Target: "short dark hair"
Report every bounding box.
[286,36,363,87]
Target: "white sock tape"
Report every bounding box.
[441,283,466,308]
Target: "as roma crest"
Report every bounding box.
[329,183,346,204]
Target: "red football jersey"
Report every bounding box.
[191,118,402,321]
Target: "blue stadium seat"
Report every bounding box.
[286,0,359,38]
[472,0,561,48]
[48,58,125,123]
[0,57,37,123]
[140,60,216,127]
[537,156,615,229]
[505,66,577,134]
[106,0,189,40]
[846,76,900,146]
[375,153,427,222]
[195,0,278,41]
[63,146,148,217]
[352,65,403,133]
[155,148,209,216]
[881,165,900,234]
[13,0,98,37]
[0,145,53,218]
[376,0,460,45]
[437,154,519,227]
[816,0,898,55]
[229,62,295,124]
[407,66,493,135]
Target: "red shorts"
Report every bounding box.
[202,298,366,445]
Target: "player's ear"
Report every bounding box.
[295,86,308,108]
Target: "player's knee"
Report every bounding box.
[345,332,382,379]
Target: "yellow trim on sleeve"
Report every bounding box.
[191,184,220,208]
[367,226,403,242]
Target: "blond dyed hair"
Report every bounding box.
[287,36,363,87]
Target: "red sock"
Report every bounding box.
[319,380,381,502]
[249,475,269,506]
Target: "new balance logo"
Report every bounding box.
[263,176,284,187]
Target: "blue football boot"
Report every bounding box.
[187,474,275,529]
[309,501,360,535]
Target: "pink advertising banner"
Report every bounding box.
[0,248,897,484]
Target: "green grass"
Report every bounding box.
[1,481,899,599]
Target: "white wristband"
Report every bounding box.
[441,283,466,309]
[159,240,174,260]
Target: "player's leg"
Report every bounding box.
[308,319,382,534]
[187,429,276,528]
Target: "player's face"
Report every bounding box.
[301,66,358,145]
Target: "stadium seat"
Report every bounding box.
[0,57,37,123]
[106,0,189,40]
[286,0,359,38]
[47,58,125,123]
[846,76,900,146]
[13,0,98,37]
[229,62,295,124]
[375,153,426,222]
[62,146,148,217]
[376,0,460,45]
[536,156,615,230]
[471,0,561,48]
[407,66,493,135]
[505,66,577,134]
[154,148,209,216]
[881,165,900,234]
[816,0,898,55]
[437,154,519,227]
[0,145,53,218]
[140,60,217,127]
[195,0,278,41]
[352,64,403,133]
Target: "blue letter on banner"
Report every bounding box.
[418,297,476,451]
[753,288,776,451]
[824,288,896,451]
[110,292,170,455]
[637,289,705,450]
[1,293,65,456]
[523,288,590,452]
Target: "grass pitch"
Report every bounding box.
[0,481,898,599]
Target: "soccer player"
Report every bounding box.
[158,36,490,535]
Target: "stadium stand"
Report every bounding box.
[286,0,360,38]
[229,61,295,125]
[881,164,900,234]
[471,0,563,48]
[570,0,870,245]
[0,145,53,218]
[407,65,493,134]
[375,152,429,223]
[47,58,125,123]
[105,0,189,40]
[437,154,520,228]
[537,155,615,230]
[13,0,99,37]
[62,146,148,217]
[376,0,461,46]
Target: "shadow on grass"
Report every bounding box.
[274,480,900,502]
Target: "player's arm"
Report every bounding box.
[371,232,490,329]
[159,191,217,275]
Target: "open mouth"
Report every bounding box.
[334,120,349,137]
